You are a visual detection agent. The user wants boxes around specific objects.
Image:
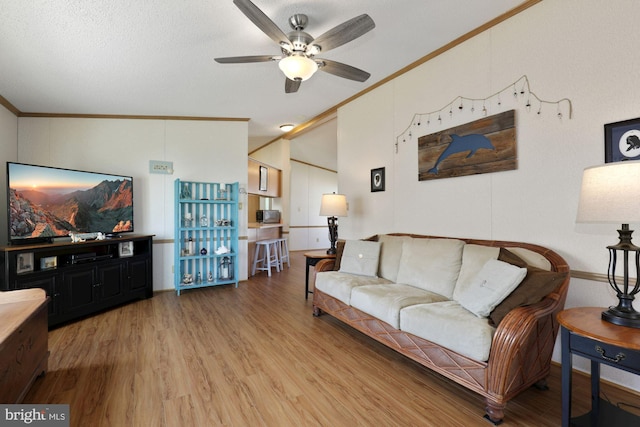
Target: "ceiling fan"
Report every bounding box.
[215,0,375,93]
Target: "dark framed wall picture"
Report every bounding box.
[605,117,640,163]
[371,167,385,192]
[259,166,268,191]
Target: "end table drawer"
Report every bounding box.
[571,333,640,373]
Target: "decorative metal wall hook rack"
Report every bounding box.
[395,75,573,153]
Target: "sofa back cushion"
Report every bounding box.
[395,238,464,298]
[377,234,412,282]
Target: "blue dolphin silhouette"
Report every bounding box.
[428,134,495,174]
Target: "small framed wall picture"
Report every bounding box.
[17,252,34,274]
[605,117,640,163]
[119,241,134,257]
[259,166,268,191]
[371,167,385,192]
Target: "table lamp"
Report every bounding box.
[320,193,348,255]
[576,160,640,328]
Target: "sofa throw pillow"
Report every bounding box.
[457,258,527,318]
[339,240,382,277]
[489,248,568,326]
[334,235,378,271]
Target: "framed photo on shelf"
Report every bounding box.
[605,117,640,163]
[371,167,385,192]
[17,252,34,274]
[40,256,57,270]
[259,166,268,191]
[118,241,134,258]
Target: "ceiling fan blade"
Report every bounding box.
[310,14,375,53]
[233,0,292,48]
[215,55,278,64]
[318,59,371,82]
[285,78,301,93]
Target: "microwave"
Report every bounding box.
[256,210,280,224]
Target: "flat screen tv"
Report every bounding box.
[7,162,134,243]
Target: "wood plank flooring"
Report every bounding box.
[24,251,640,426]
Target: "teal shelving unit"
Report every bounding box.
[174,179,239,295]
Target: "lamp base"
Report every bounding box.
[602,306,640,328]
[326,248,336,255]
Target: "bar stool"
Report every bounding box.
[252,239,281,277]
[276,237,290,270]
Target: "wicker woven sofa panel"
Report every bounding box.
[311,233,570,424]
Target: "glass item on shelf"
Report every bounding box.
[187,237,195,256]
[219,256,233,280]
[182,273,193,284]
[184,212,193,227]
[215,245,229,254]
[200,247,207,255]
[200,216,208,227]
[196,272,202,284]
[207,271,214,282]
[181,184,192,199]
[217,188,227,200]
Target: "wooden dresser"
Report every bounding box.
[0,288,49,403]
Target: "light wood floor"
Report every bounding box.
[25,251,639,426]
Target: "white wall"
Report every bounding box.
[251,135,339,251]
[290,118,338,171]
[0,105,18,244]
[289,160,338,251]
[15,117,248,290]
[337,0,640,392]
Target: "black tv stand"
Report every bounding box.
[0,234,154,327]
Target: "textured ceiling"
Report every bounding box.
[0,0,529,152]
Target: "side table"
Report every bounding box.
[303,251,336,300]
[558,307,640,427]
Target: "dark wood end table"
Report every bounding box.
[303,250,336,300]
[558,307,640,427]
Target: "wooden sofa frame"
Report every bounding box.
[312,234,570,424]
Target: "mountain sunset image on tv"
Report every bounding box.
[7,162,134,242]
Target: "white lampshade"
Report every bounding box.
[278,55,318,81]
[577,160,640,224]
[320,193,348,217]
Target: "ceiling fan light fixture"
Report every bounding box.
[278,55,318,81]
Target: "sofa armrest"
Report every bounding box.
[486,292,564,398]
[314,259,336,272]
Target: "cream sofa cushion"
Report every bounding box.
[315,271,392,305]
[400,301,496,362]
[452,244,500,301]
[350,284,449,329]
[377,234,411,282]
[395,238,465,298]
[339,240,382,277]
